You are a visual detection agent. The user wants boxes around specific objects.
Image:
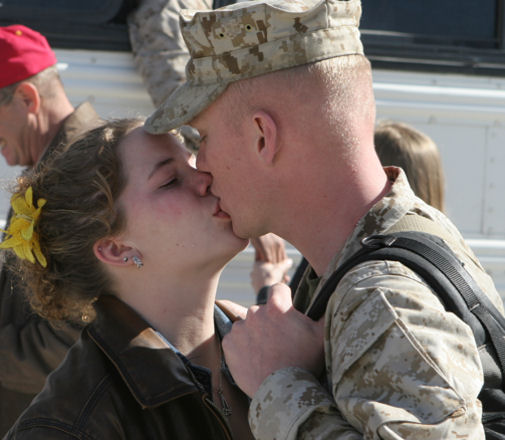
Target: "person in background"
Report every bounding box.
[143,0,504,437]
[128,0,240,108]
[0,24,101,434]
[249,233,293,301]
[3,119,253,439]
[252,121,447,296]
[374,120,445,212]
[128,0,213,108]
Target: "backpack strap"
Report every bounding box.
[385,212,457,245]
[305,213,442,320]
[306,228,505,380]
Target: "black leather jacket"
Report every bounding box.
[5,296,237,439]
[0,102,100,436]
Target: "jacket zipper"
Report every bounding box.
[202,393,233,440]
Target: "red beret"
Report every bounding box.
[0,24,58,88]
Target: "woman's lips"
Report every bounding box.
[213,200,231,219]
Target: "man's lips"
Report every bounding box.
[213,199,231,219]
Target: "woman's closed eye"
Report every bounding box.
[159,178,178,189]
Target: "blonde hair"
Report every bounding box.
[375,121,445,212]
[226,55,373,117]
[5,118,143,324]
[222,55,375,154]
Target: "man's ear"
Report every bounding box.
[14,82,41,114]
[252,110,279,165]
[93,237,133,267]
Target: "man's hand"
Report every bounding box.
[222,283,325,398]
[251,233,287,263]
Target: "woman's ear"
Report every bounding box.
[14,82,41,115]
[252,110,279,165]
[93,237,133,267]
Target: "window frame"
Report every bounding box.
[1,1,504,75]
[362,0,505,76]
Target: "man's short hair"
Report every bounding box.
[0,65,60,107]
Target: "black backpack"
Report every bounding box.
[305,230,505,439]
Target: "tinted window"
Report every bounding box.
[0,0,127,23]
[0,0,136,51]
[360,0,505,75]
[361,0,497,44]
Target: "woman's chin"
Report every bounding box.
[221,240,249,264]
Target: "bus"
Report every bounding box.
[1,0,505,303]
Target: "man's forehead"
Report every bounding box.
[189,88,225,127]
[185,111,205,134]
[187,114,203,130]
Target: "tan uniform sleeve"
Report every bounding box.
[127,0,212,108]
[249,367,362,440]
[248,260,485,439]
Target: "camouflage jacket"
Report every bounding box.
[128,0,212,108]
[249,167,505,439]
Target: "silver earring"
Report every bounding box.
[123,257,129,263]
[132,255,143,269]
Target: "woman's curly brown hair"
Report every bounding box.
[6,118,144,324]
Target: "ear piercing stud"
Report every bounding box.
[123,256,143,268]
[132,255,143,269]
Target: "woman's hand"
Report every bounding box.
[250,233,287,263]
[250,259,293,293]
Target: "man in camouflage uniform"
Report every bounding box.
[128,0,243,108]
[128,0,213,108]
[143,0,505,438]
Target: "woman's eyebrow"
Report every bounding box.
[148,157,174,180]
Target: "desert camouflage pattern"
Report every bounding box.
[145,0,364,133]
[249,167,504,440]
[128,0,212,108]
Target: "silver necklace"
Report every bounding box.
[217,343,232,417]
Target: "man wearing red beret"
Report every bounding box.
[0,24,101,434]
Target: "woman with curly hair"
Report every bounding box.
[1,119,254,439]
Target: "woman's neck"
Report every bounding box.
[115,269,221,359]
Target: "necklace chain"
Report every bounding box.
[217,343,232,417]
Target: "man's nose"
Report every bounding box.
[192,169,212,196]
[195,149,208,172]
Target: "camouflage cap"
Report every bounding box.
[145,0,363,134]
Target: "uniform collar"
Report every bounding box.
[304,167,418,309]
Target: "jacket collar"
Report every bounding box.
[87,295,232,408]
[49,102,101,151]
[38,101,101,165]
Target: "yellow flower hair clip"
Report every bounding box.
[0,186,47,267]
